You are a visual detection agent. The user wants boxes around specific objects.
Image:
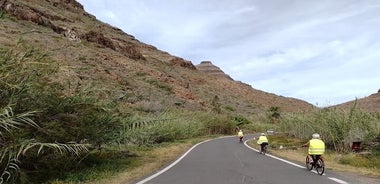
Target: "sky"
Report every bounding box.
[77,0,380,107]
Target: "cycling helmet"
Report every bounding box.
[261,133,265,136]
[312,133,320,139]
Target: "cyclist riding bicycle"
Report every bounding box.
[257,133,269,153]
[302,133,325,164]
[238,129,244,142]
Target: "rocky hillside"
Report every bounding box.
[0,0,315,115]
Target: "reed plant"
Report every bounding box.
[279,104,380,153]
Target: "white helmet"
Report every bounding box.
[261,133,265,136]
[312,133,320,139]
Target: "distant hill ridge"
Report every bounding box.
[331,91,380,112]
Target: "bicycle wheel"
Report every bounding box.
[262,145,267,155]
[305,156,313,170]
[315,158,325,175]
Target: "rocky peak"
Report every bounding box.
[195,61,233,80]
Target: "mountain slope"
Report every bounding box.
[330,91,380,112]
[0,0,314,114]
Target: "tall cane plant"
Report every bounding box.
[1,45,90,183]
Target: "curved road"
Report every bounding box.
[135,135,364,184]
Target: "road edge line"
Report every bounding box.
[243,139,305,169]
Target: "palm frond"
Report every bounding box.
[0,154,19,184]
[1,140,89,183]
[21,142,89,157]
[0,106,88,183]
[0,106,39,134]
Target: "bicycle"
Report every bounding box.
[260,143,268,155]
[239,136,243,143]
[305,155,325,175]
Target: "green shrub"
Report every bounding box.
[202,115,234,135]
[224,106,235,112]
[230,114,251,126]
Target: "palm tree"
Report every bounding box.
[0,106,89,184]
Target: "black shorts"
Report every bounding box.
[311,155,321,162]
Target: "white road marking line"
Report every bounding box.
[244,140,306,169]
[241,175,246,184]
[328,177,350,184]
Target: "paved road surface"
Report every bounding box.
[135,135,367,184]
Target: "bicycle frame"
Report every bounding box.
[305,155,325,175]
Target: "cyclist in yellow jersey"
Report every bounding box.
[302,133,325,163]
[257,133,269,153]
[238,129,244,142]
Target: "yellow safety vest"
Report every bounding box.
[238,131,244,137]
[309,139,325,155]
[257,136,268,144]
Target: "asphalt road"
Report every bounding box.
[135,135,364,184]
